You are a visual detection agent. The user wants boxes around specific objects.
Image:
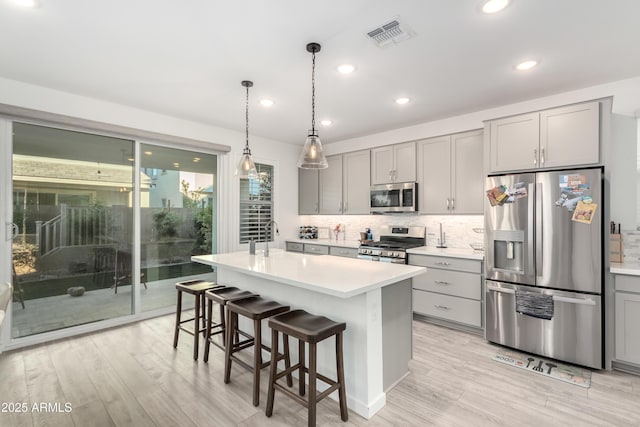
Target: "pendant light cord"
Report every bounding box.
[245,84,250,150]
[311,49,316,134]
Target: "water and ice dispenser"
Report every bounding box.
[492,230,525,273]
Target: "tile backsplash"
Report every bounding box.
[297,214,484,250]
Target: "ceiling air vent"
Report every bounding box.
[366,17,414,48]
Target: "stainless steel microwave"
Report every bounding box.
[370,182,418,213]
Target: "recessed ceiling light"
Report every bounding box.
[127,157,135,162]
[515,60,538,71]
[144,151,152,155]
[395,97,410,105]
[173,162,180,167]
[337,64,355,74]
[193,157,201,162]
[481,0,509,14]
[320,120,332,126]
[11,0,38,7]
[260,99,274,107]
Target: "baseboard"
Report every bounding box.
[612,360,640,376]
[413,313,484,336]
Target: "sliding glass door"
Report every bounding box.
[11,123,135,338]
[139,144,217,312]
[6,121,219,343]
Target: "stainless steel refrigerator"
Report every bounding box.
[484,167,603,369]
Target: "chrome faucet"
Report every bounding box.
[263,220,279,257]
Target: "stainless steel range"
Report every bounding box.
[357,225,426,263]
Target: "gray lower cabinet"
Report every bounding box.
[409,254,483,330]
[615,275,640,366]
[286,242,358,258]
[286,242,304,253]
[303,243,330,255]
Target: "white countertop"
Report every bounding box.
[285,238,361,249]
[192,250,426,298]
[611,261,640,276]
[406,246,484,261]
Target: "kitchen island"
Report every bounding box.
[192,250,426,419]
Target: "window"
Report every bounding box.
[239,163,273,243]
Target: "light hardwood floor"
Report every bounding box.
[1,315,639,426]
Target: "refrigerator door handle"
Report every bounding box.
[553,295,597,306]
[535,182,542,278]
[486,283,515,294]
[528,182,535,278]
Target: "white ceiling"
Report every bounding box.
[1,0,640,145]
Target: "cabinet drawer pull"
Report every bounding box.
[434,305,451,310]
[434,281,450,285]
[533,148,537,165]
[435,261,451,266]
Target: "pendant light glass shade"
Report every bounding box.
[298,42,328,169]
[297,130,328,169]
[237,146,258,179]
[235,80,259,179]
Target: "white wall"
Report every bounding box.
[324,76,640,154]
[0,76,301,253]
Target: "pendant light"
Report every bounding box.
[297,42,329,169]
[236,80,259,179]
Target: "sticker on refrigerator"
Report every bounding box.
[572,201,597,224]
[487,182,527,206]
[555,194,582,212]
[559,174,590,196]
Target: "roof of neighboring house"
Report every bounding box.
[13,155,151,188]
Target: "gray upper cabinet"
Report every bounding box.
[488,101,600,173]
[308,150,370,215]
[371,141,416,184]
[539,102,600,169]
[417,135,451,214]
[298,168,319,214]
[417,130,483,214]
[488,112,540,173]
[319,154,343,214]
[452,130,484,214]
[343,150,371,214]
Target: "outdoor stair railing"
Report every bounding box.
[36,204,115,256]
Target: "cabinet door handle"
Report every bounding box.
[451,198,455,210]
[338,201,342,212]
[315,202,318,213]
[446,198,450,210]
[344,202,348,213]
[435,261,451,266]
[434,281,450,285]
[541,147,545,165]
[533,148,537,165]
[434,305,451,310]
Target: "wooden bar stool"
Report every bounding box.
[266,309,347,427]
[203,286,258,362]
[173,279,222,360]
[224,296,292,406]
